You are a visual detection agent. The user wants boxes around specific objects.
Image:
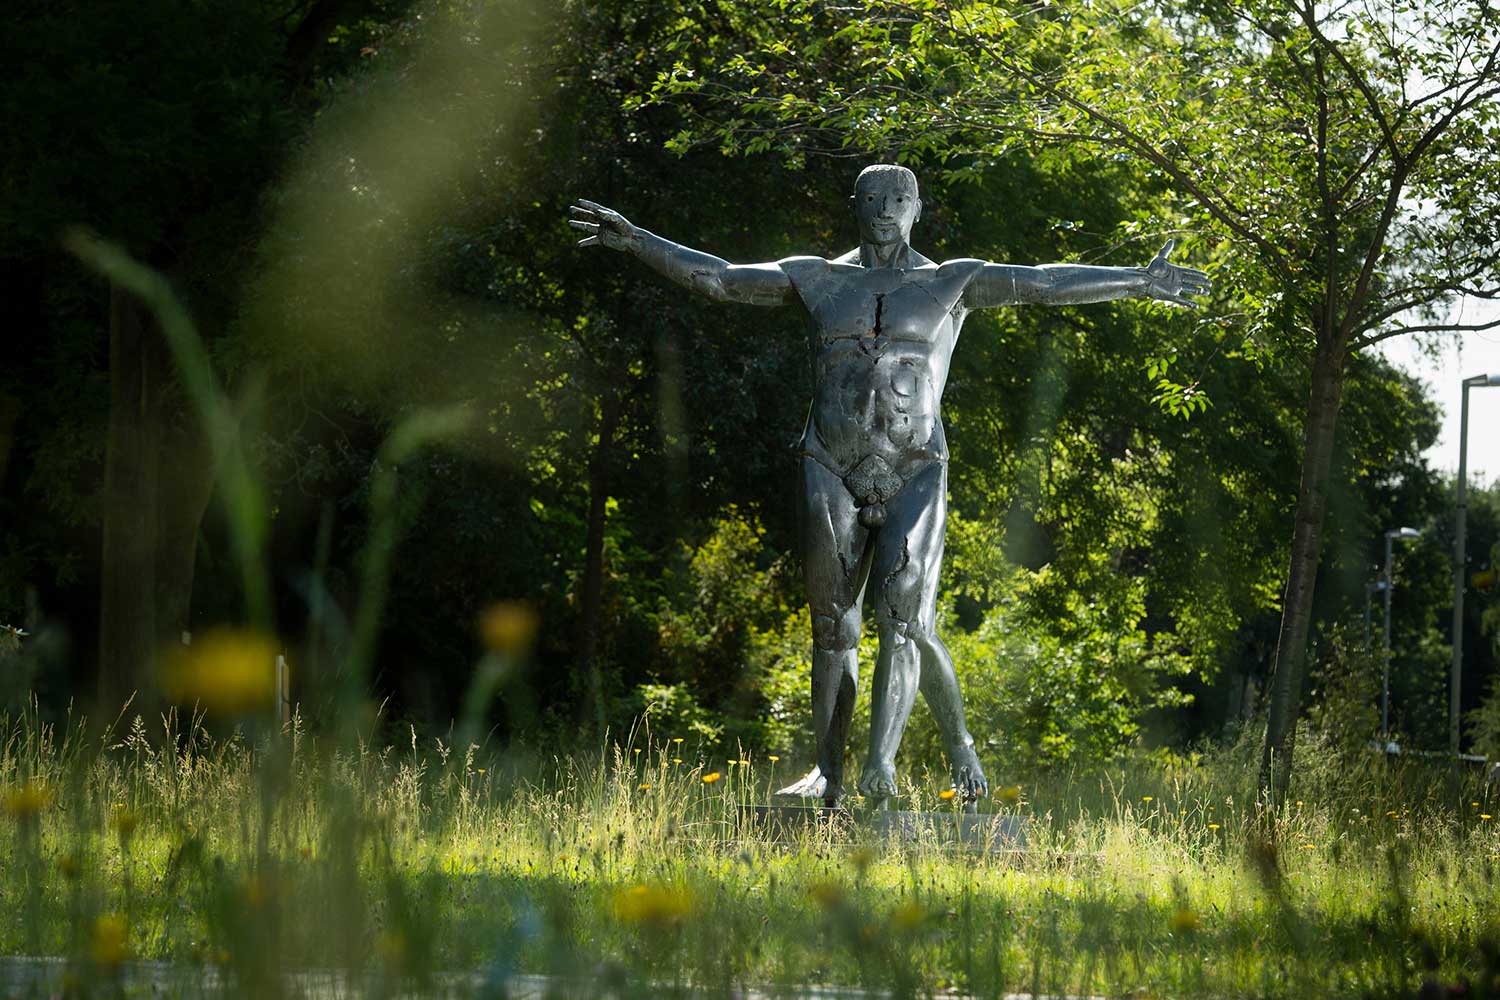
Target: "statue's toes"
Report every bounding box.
[773,766,827,800]
[950,746,988,801]
[857,764,898,801]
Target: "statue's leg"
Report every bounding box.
[916,631,988,802]
[857,463,942,803]
[857,463,986,803]
[777,456,869,807]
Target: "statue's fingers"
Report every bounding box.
[1179,266,1210,281]
[576,235,600,247]
[1180,278,1212,294]
[569,204,599,219]
[1155,238,1176,261]
[568,219,599,233]
[1159,291,1199,308]
[576,198,612,213]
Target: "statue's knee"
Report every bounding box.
[812,612,860,651]
[876,615,932,648]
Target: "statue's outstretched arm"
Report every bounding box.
[569,199,794,307]
[963,240,1210,310]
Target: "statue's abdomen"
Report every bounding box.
[809,346,941,472]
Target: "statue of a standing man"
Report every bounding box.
[571,164,1209,807]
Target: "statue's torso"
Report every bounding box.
[782,256,983,490]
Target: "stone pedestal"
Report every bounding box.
[740,804,1028,853]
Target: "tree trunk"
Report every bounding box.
[1260,337,1348,802]
[98,283,219,710]
[155,410,217,642]
[0,392,19,491]
[98,285,160,710]
[577,395,620,734]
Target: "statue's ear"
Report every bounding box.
[914,198,923,223]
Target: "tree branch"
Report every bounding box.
[1350,316,1500,351]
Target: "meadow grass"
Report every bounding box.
[3,705,1499,999]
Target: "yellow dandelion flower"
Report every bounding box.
[1142,796,1153,803]
[1301,843,1316,850]
[375,930,407,973]
[477,601,539,656]
[738,759,750,766]
[1208,823,1220,831]
[998,785,1022,804]
[476,768,486,775]
[768,755,780,762]
[939,788,957,801]
[672,758,683,764]
[1482,814,1493,821]
[889,902,929,931]
[243,874,275,908]
[702,772,722,784]
[160,628,277,715]
[638,784,651,791]
[3,780,53,820]
[1170,907,1200,933]
[612,884,694,927]
[673,738,684,744]
[111,807,137,841]
[91,914,129,968]
[633,748,642,754]
[810,881,844,909]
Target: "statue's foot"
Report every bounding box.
[857,762,898,804]
[950,743,988,802]
[774,766,828,801]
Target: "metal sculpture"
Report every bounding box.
[571,164,1209,806]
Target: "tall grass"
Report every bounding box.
[3,705,1499,999]
[31,226,1500,999]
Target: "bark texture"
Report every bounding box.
[1260,339,1348,800]
[577,395,621,733]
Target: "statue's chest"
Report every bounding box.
[805,273,961,347]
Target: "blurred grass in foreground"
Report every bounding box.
[2,706,1500,999]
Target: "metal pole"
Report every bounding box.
[1451,381,1472,760]
[1364,583,1373,650]
[1383,534,1394,739]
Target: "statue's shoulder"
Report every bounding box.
[777,254,833,276]
[935,257,988,279]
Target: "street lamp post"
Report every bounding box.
[1450,373,1500,759]
[1382,527,1421,740]
[1364,579,1386,650]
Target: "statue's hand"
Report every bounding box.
[1140,239,1211,308]
[569,199,641,253]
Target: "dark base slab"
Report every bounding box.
[740,804,1029,852]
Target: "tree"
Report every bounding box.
[1,0,415,707]
[639,0,1500,799]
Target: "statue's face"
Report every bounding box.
[853,172,921,246]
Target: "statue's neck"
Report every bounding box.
[860,241,912,269]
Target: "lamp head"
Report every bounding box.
[1386,527,1421,540]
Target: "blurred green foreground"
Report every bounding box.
[3,707,1499,999]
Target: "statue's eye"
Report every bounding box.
[896,197,904,203]
[866,195,874,201]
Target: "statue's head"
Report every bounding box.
[852,164,921,247]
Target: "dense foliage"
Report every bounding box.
[2,0,1498,780]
